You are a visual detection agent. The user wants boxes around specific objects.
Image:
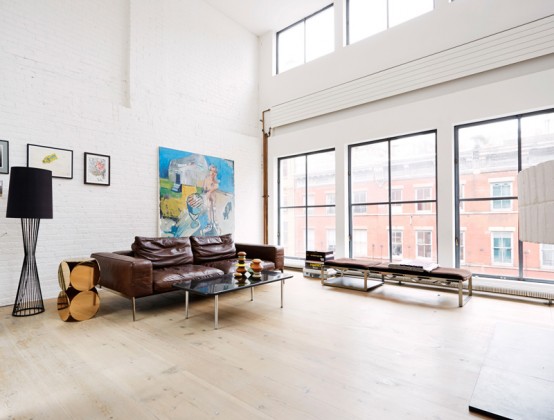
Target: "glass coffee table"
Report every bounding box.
[173,271,293,329]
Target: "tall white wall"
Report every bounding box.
[0,0,261,307]
[260,0,554,265]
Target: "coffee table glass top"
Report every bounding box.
[173,271,292,296]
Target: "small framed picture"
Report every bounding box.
[27,144,73,179]
[0,140,9,174]
[84,152,110,186]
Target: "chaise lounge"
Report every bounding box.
[91,234,284,320]
[322,258,472,307]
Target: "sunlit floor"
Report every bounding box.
[1,271,553,419]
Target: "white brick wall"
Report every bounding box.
[0,0,262,307]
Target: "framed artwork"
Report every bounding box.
[27,144,73,179]
[84,152,110,186]
[0,140,9,174]
[158,147,234,237]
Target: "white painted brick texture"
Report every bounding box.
[0,0,262,307]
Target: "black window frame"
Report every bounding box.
[276,3,334,74]
[277,148,336,260]
[348,129,438,260]
[454,107,554,283]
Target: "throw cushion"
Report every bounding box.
[131,236,194,268]
[190,233,236,263]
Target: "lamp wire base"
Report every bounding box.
[13,218,45,317]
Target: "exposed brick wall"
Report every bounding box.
[0,0,262,306]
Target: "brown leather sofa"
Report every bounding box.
[91,234,284,320]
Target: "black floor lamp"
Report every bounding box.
[6,167,53,317]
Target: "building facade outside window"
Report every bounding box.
[326,193,336,215]
[391,230,403,259]
[455,108,554,282]
[416,230,432,259]
[353,229,368,258]
[326,229,336,252]
[278,149,336,260]
[415,186,432,212]
[349,131,437,261]
[541,244,554,268]
[347,0,434,44]
[491,231,513,265]
[491,181,512,210]
[353,191,367,213]
[277,5,334,74]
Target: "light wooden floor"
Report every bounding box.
[1,271,553,419]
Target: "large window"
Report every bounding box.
[277,5,334,74]
[347,0,434,44]
[455,109,554,282]
[278,149,336,259]
[349,131,437,261]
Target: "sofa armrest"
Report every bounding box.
[235,243,285,271]
[91,252,154,298]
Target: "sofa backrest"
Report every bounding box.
[190,233,236,263]
[131,236,194,268]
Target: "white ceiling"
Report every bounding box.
[204,0,332,36]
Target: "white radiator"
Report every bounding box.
[270,14,554,128]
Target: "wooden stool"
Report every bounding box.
[57,258,100,321]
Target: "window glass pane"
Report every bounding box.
[458,201,519,278]
[306,6,334,62]
[279,156,305,207]
[352,204,389,259]
[521,112,554,169]
[348,0,387,44]
[326,229,336,252]
[307,151,335,205]
[278,22,304,73]
[392,206,436,261]
[308,206,336,253]
[389,0,434,27]
[391,133,436,201]
[351,141,389,203]
[458,119,518,199]
[279,208,306,258]
[390,230,403,260]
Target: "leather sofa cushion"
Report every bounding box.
[131,236,194,268]
[152,265,223,293]
[190,233,236,263]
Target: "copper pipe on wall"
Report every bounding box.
[261,109,271,244]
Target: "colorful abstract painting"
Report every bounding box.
[159,147,235,237]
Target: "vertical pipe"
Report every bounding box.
[261,109,271,244]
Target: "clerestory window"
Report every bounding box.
[277,5,334,74]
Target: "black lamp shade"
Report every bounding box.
[6,167,53,219]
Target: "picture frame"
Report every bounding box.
[84,152,110,186]
[0,140,9,174]
[27,144,73,179]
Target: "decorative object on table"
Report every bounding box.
[235,251,247,277]
[6,167,53,316]
[57,258,100,322]
[0,139,9,174]
[250,259,263,278]
[27,144,73,179]
[158,146,235,238]
[84,152,110,186]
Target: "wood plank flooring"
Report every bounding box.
[1,271,553,419]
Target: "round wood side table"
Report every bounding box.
[57,258,100,322]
